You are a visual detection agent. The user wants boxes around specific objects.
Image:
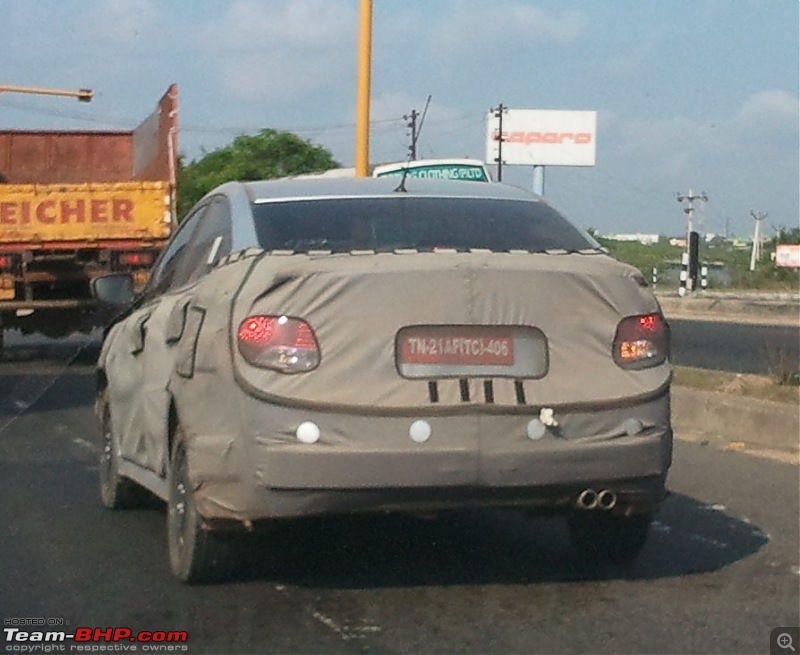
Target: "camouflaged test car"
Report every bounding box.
[93,177,672,583]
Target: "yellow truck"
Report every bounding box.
[0,84,178,354]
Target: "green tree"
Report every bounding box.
[773,225,800,245]
[177,129,340,218]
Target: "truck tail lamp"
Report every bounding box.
[237,315,320,373]
[119,252,154,267]
[613,313,669,369]
[0,254,19,271]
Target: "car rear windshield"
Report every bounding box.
[251,196,598,253]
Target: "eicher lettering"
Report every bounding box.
[0,198,135,225]
[492,130,593,145]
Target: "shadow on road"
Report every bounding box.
[221,491,768,588]
[0,371,96,418]
[0,339,100,366]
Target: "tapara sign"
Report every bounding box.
[486,109,597,166]
[775,245,800,268]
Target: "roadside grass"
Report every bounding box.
[673,366,800,404]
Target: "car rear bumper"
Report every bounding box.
[183,392,672,523]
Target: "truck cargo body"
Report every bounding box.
[0,85,177,349]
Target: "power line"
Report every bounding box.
[0,96,405,134]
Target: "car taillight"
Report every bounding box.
[0,255,10,269]
[119,252,154,267]
[613,313,669,369]
[237,315,320,373]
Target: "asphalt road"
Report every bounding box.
[1,334,798,654]
[661,318,799,375]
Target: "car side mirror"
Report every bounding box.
[91,273,136,307]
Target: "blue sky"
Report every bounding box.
[1,0,797,237]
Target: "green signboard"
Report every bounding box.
[375,163,489,182]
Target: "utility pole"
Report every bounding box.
[491,103,506,182]
[675,189,708,293]
[749,210,768,271]
[405,109,418,160]
[404,96,430,162]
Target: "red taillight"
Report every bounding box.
[119,252,154,267]
[613,313,669,369]
[237,315,320,373]
[0,255,10,269]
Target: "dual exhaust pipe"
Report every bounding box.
[576,488,617,511]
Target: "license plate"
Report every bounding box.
[396,325,547,379]
[399,326,514,366]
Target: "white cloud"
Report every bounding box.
[434,1,587,56]
[598,89,798,232]
[368,92,413,123]
[733,89,799,127]
[615,89,798,165]
[85,0,159,46]
[201,0,357,102]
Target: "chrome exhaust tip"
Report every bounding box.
[576,488,599,510]
[597,489,617,511]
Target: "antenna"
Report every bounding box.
[395,95,432,193]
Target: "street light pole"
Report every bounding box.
[0,85,92,102]
[355,0,372,178]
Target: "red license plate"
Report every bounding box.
[398,326,514,366]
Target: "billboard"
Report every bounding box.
[486,109,597,167]
[775,244,800,268]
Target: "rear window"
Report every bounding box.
[251,196,597,253]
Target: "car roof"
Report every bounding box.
[239,177,540,204]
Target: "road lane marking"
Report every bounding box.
[311,611,381,641]
[72,437,96,451]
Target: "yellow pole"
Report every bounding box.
[355,0,372,177]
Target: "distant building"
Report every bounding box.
[603,233,660,245]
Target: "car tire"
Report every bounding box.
[99,405,148,509]
[567,511,652,566]
[167,430,234,584]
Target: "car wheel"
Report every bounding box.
[99,405,147,509]
[567,511,652,566]
[167,431,234,584]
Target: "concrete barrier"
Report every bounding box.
[652,292,798,456]
[657,292,799,325]
[672,386,799,452]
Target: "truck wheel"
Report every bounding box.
[100,406,148,509]
[167,430,234,584]
[567,511,652,566]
